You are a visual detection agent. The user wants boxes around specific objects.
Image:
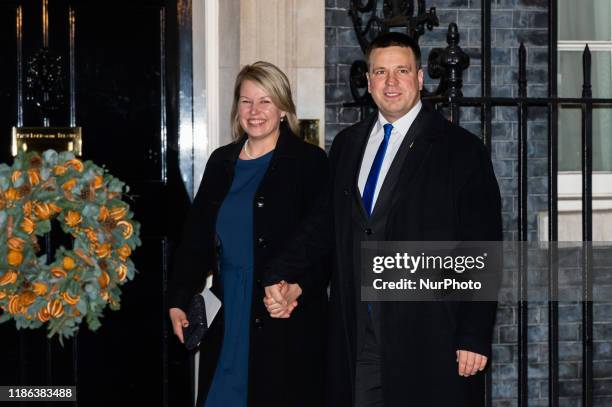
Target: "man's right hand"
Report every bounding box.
[169,307,189,344]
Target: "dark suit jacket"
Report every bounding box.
[168,125,330,406]
[264,102,503,407]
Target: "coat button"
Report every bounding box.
[343,189,349,196]
[257,237,268,248]
[254,317,263,328]
[256,279,263,288]
[255,196,265,208]
[365,228,373,235]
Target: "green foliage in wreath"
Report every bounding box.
[0,150,141,343]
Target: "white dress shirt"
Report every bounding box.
[358,101,422,210]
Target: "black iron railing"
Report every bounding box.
[424,41,611,407]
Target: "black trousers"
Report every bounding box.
[354,310,383,407]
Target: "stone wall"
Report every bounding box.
[241,0,326,147]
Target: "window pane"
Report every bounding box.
[559,109,581,171]
[559,0,611,41]
[559,50,612,98]
[559,109,612,171]
[558,51,612,171]
[593,109,612,171]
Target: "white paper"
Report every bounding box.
[201,287,221,327]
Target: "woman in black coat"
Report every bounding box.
[167,61,329,406]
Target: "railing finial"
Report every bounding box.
[427,23,469,98]
[582,44,592,98]
[518,42,527,98]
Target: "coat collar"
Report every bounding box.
[411,101,445,143]
[352,100,441,152]
[345,100,439,182]
[345,101,442,214]
[217,123,302,164]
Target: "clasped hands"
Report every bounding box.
[263,281,302,318]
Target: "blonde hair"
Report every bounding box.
[230,61,299,140]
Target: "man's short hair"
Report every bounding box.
[365,32,422,70]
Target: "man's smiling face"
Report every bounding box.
[367,46,424,123]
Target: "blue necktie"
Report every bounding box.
[362,123,393,216]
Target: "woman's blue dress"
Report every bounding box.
[204,151,272,407]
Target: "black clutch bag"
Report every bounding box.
[184,294,208,351]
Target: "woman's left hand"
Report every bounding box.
[264,281,302,318]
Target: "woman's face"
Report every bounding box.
[238,80,285,140]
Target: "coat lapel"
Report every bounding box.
[344,114,378,218]
[370,105,435,217]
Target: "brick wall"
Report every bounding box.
[325,0,612,405]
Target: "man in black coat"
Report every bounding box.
[264,32,502,406]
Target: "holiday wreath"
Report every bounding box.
[0,150,141,342]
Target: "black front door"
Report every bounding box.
[0,1,191,405]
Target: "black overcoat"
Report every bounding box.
[168,125,330,406]
[264,103,503,406]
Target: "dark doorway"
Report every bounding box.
[0,1,191,405]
